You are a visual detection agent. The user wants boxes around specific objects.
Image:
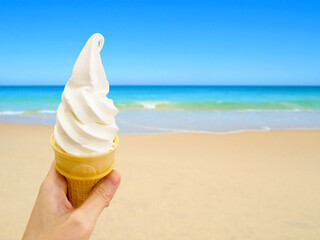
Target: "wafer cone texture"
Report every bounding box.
[50,134,119,208]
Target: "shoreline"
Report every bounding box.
[1,121,320,135]
[1,108,320,134]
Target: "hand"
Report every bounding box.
[22,163,121,240]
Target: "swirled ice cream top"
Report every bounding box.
[54,33,119,155]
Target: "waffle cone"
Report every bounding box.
[50,134,119,208]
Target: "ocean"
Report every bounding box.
[1,86,320,133]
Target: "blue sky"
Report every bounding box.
[0,0,319,86]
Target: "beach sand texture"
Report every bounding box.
[0,123,320,239]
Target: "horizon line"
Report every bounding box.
[1,84,320,87]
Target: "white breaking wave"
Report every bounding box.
[38,110,57,113]
[0,111,25,115]
[138,101,169,109]
[0,110,57,115]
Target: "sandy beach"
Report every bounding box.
[0,123,319,239]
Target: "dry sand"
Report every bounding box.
[0,123,320,239]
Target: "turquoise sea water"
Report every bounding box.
[1,86,320,112]
[0,86,320,133]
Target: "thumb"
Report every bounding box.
[76,170,121,223]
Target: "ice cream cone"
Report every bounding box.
[50,134,119,208]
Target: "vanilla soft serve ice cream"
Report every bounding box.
[54,33,118,155]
